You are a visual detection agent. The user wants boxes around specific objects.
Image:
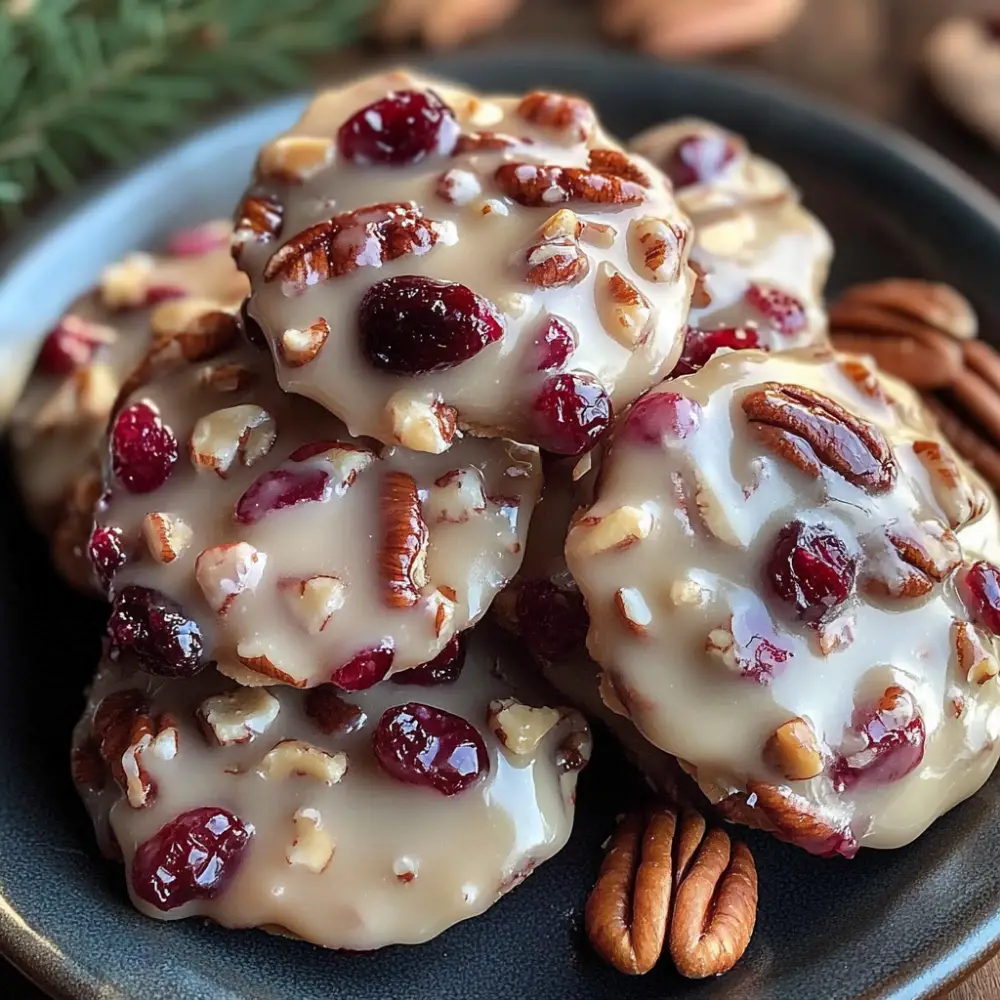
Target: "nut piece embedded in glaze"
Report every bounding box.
[93,339,542,688]
[629,118,831,372]
[234,70,695,457]
[566,345,1000,855]
[10,221,249,591]
[71,630,590,949]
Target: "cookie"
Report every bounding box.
[630,117,831,374]
[72,629,590,949]
[233,70,695,457]
[565,345,1000,856]
[92,338,541,688]
[10,222,248,590]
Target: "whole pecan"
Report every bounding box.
[495,163,646,208]
[742,382,896,494]
[585,805,757,978]
[264,202,449,291]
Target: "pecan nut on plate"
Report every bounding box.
[233,70,696,458]
[72,629,590,949]
[566,344,1000,859]
[830,278,1000,493]
[9,221,248,591]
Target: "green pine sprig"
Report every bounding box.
[0,0,374,218]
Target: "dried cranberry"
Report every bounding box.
[373,702,488,795]
[359,276,503,375]
[622,391,701,445]
[166,222,228,256]
[669,326,761,378]
[143,285,187,306]
[107,585,206,677]
[766,520,857,622]
[111,402,179,494]
[88,525,127,593]
[834,686,925,790]
[515,578,589,662]
[531,372,612,457]
[959,561,1000,636]
[338,89,459,165]
[530,315,576,371]
[235,467,330,525]
[37,317,104,375]
[330,641,395,691]
[131,807,252,911]
[665,132,738,188]
[239,298,268,351]
[392,635,466,686]
[744,284,807,337]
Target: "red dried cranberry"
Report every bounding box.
[373,702,488,795]
[235,467,330,525]
[330,641,395,691]
[166,222,228,256]
[143,285,187,306]
[131,807,252,911]
[359,276,503,375]
[766,521,857,622]
[744,284,807,336]
[111,402,179,494]
[37,317,105,375]
[834,686,925,790]
[665,132,738,188]
[669,325,761,378]
[530,315,577,371]
[531,372,612,457]
[515,578,589,662]
[959,561,1000,636]
[239,298,268,351]
[392,635,466,686]
[88,525,127,593]
[107,585,206,677]
[338,89,459,165]
[622,390,701,445]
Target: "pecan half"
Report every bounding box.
[742,382,896,494]
[862,520,961,599]
[495,163,645,208]
[233,190,284,248]
[263,203,452,290]
[379,471,430,608]
[454,131,528,153]
[585,806,757,978]
[587,148,652,187]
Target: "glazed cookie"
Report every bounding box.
[630,118,831,374]
[11,222,248,590]
[92,339,541,689]
[565,345,1000,856]
[71,630,590,949]
[925,16,1000,152]
[234,70,695,457]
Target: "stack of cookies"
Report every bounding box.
[12,69,1000,977]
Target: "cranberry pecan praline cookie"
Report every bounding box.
[630,117,831,376]
[91,336,541,690]
[566,345,1000,857]
[10,221,248,590]
[233,70,695,457]
[72,630,590,949]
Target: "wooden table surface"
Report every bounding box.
[5,0,1000,996]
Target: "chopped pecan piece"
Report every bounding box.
[495,163,646,208]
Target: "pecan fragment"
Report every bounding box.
[454,131,527,153]
[517,91,595,140]
[863,521,961,599]
[523,235,589,289]
[627,217,687,283]
[585,806,757,978]
[379,471,430,607]
[587,148,652,186]
[263,203,454,291]
[913,439,988,530]
[741,382,896,494]
[233,190,283,247]
[495,163,645,208]
[923,394,1000,498]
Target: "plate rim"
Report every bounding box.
[4,45,1000,1000]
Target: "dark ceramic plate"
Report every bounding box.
[3,48,1000,1000]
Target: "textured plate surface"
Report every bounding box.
[3,48,1000,1000]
